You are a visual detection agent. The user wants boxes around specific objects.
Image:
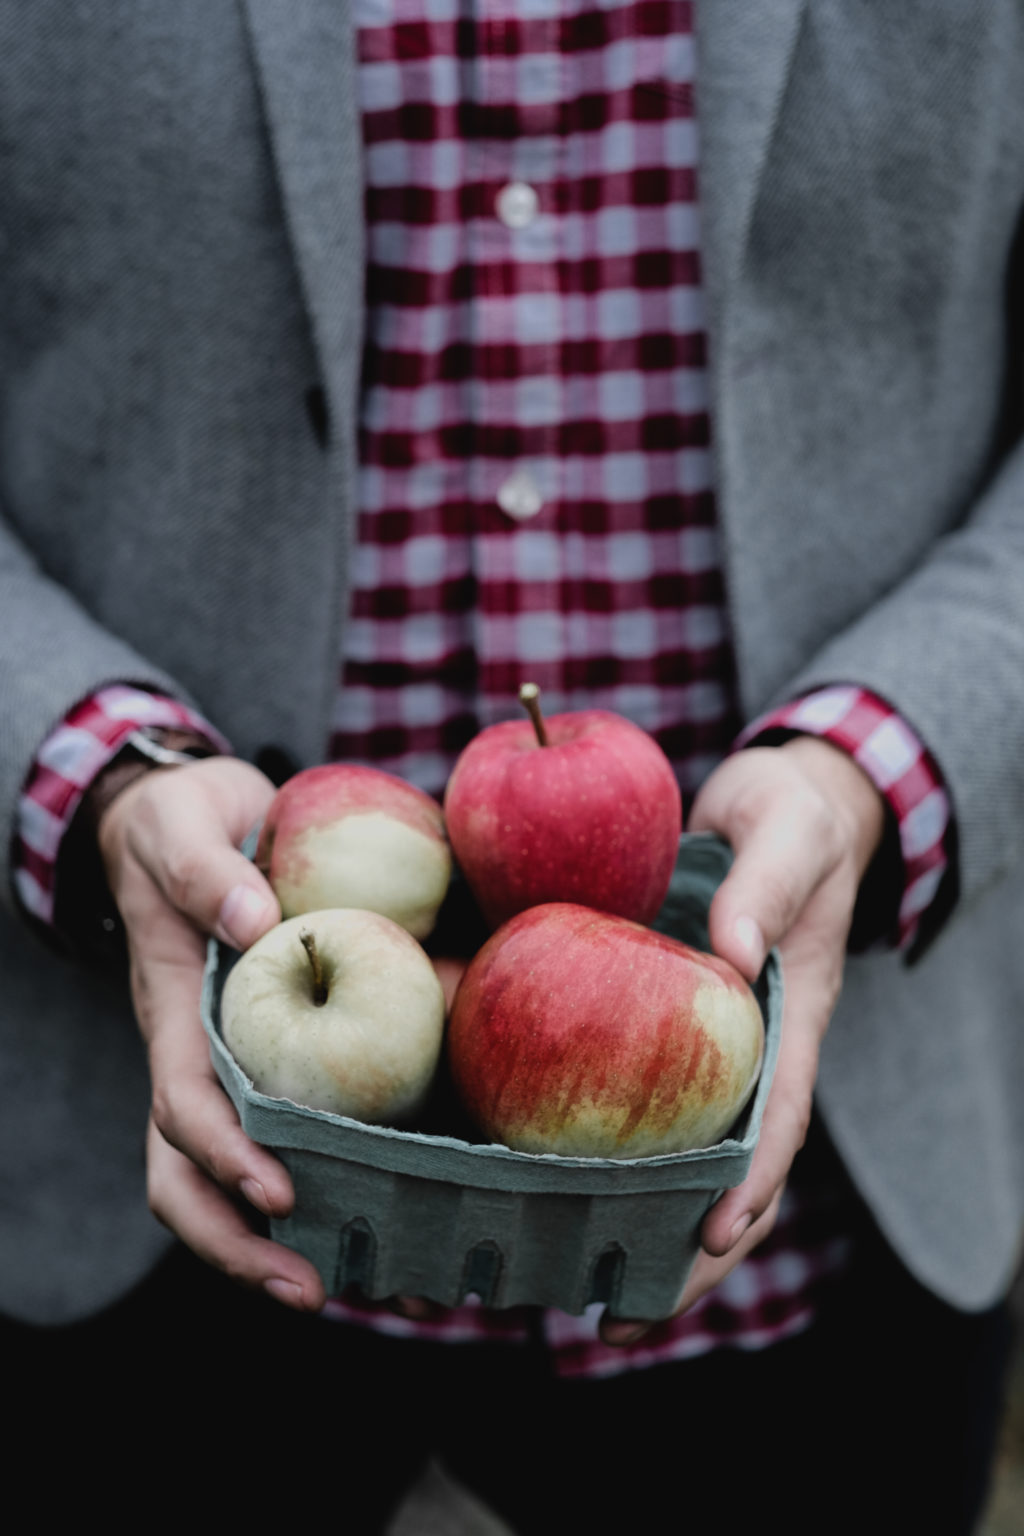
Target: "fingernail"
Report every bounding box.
[240,1177,271,1216]
[220,884,274,948]
[264,1279,307,1309]
[728,1212,753,1247]
[601,1323,648,1348]
[733,915,765,972]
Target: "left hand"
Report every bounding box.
[599,734,886,1346]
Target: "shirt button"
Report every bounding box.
[497,468,543,521]
[495,181,539,230]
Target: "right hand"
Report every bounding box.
[97,756,327,1311]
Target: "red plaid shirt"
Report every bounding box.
[14,0,950,1375]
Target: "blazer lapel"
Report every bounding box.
[695,0,808,716]
[239,0,366,418]
[695,0,807,341]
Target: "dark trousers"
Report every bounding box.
[5,1220,1012,1535]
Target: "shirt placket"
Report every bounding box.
[469,0,570,722]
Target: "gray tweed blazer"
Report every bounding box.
[1,1,1023,1323]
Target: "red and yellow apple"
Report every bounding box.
[447,903,764,1159]
[443,686,682,930]
[256,763,451,940]
[220,908,445,1124]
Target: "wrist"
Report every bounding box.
[776,735,902,953]
[59,728,218,962]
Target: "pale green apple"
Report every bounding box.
[221,908,445,1124]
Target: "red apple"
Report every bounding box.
[443,685,682,929]
[447,904,764,1159]
[256,764,451,940]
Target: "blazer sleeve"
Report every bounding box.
[0,512,193,915]
[773,439,1024,941]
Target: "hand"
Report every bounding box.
[599,735,885,1346]
[98,756,326,1311]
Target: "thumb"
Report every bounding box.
[152,814,280,949]
[107,759,281,950]
[212,861,281,950]
[691,766,836,982]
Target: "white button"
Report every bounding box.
[497,468,543,521]
[495,181,539,229]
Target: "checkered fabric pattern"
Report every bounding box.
[11,0,952,1373]
[331,0,737,799]
[14,687,226,926]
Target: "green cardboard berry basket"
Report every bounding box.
[202,833,781,1320]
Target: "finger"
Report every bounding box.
[147,1119,325,1312]
[149,1019,297,1221]
[699,944,831,1256]
[122,873,296,1216]
[599,1192,782,1346]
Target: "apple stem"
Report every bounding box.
[518,681,548,747]
[299,929,329,1007]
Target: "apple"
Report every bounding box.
[430,955,470,1013]
[256,763,451,940]
[447,903,764,1159]
[443,685,682,930]
[220,908,445,1124]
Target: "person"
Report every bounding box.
[2,5,1023,1531]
